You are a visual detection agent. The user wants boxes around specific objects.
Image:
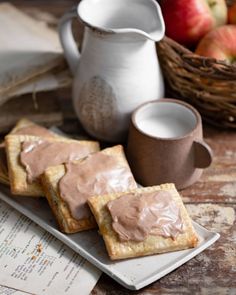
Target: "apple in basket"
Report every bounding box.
[195,25,236,65]
[228,3,236,24]
[160,0,227,47]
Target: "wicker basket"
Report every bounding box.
[156,23,236,129]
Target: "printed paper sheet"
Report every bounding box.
[0,199,101,295]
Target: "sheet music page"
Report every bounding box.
[0,199,101,295]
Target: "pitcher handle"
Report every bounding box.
[59,6,80,75]
[194,140,213,169]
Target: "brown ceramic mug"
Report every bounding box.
[127,99,213,189]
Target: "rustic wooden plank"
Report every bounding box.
[180,126,236,204]
[181,181,236,203]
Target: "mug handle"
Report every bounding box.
[194,140,213,169]
[59,6,80,75]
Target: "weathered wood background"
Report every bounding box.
[1,1,236,294]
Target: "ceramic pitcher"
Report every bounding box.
[59,0,165,142]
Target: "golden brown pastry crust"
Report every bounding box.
[0,118,60,185]
[41,145,136,233]
[5,134,100,197]
[88,183,199,260]
[0,145,10,185]
[0,119,34,185]
[10,118,40,133]
[42,164,97,233]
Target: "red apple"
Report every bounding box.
[228,3,236,24]
[195,25,236,64]
[160,0,227,47]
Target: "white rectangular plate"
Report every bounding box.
[0,187,220,290]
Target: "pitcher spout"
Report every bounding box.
[129,0,166,41]
[78,0,165,42]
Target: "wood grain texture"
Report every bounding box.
[1,1,236,294]
[181,127,236,204]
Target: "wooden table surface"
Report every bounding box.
[2,1,236,294]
